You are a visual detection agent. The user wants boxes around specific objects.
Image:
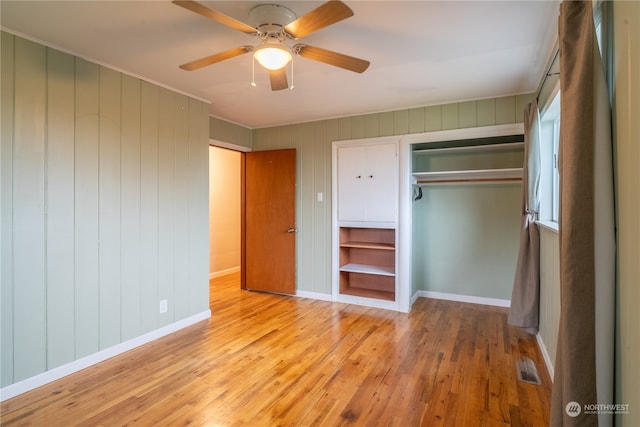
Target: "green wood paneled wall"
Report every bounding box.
[209,116,252,148]
[0,32,210,387]
[539,227,560,371]
[252,94,533,296]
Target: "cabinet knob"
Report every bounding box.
[369,175,374,178]
[357,175,362,179]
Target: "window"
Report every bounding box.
[551,112,560,222]
[593,0,605,58]
[539,90,560,226]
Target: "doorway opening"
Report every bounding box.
[209,145,242,304]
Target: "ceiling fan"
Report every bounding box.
[173,0,370,90]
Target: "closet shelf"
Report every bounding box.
[413,141,524,155]
[340,263,395,276]
[414,168,523,185]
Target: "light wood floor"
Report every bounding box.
[1,273,551,426]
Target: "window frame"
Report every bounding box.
[538,87,560,230]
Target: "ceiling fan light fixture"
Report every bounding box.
[253,43,292,71]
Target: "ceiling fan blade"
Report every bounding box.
[295,45,370,73]
[284,1,353,39]
[173,0,257,35]
[269,68,289,91]
[179,46,251,71]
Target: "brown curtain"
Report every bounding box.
[508,100,541,334]
[551,2,615,426]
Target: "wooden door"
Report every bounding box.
[244,149,296,294]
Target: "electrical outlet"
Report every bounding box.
[159,299,168,314]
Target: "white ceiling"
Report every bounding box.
[0,0,559,129]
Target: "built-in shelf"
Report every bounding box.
[413,168,523,185]
[338,227,396,301]
[340,241,395,251]
[339,263,395,276]
[412,137,524,186]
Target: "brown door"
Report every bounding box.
[243,149,296,294]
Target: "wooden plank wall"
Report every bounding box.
[0,32,210,388]
[538,226,560,374]
[209,116,252,148]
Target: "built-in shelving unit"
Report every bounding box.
[339,227,396,301]
[333,138,400,309]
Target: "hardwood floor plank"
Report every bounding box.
[1,272,551,426]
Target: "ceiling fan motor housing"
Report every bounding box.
[249,4,297,38]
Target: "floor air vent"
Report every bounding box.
[516,357,541,385]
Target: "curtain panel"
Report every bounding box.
[550,2,615,426]
[508,100,541,334]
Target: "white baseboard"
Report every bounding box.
[209,266,240,279]
[334,293,400,312]
[0,310,211,402]
[295,290,333,302]
[413,290,511,308]
[411,290,421,307]
[536,332,555,381]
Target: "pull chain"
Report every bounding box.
[290,57,295,90]
[251,56,256,87]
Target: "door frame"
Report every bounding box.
[209,139,251,290]
[209,140,296,294]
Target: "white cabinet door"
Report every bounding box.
[365,143,397,222]
[337,142,397,223]
[337,145,367,222]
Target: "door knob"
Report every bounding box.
[287,228,297,233]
